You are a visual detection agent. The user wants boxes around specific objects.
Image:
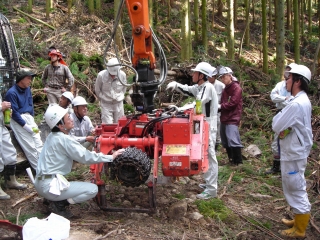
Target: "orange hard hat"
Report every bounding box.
[49,49,62,58]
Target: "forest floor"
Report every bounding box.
[1,1,320,240]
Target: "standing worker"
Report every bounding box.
[166,62,219,199]
[208,65,225,150]
[5,70,43,170]
[0,95,27,200]
[41,50,74,105]
[218,66,243,165]
[95,58,127,124]
[272,64,312,238]
[266,63,295,174]
[34,105,124,218]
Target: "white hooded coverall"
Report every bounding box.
[175,81,219,196]
[95,70,127,124]
[272,91,312,214]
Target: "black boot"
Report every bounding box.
[265,160,281,174]
[3,165,27,190]
[232,147,243,165]
[49,200,73,219]
[226,147,233,163]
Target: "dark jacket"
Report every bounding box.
[220,81,242,125]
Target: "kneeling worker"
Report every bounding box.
[34,105,124,218]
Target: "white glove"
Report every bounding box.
[166,81,178,92]
[178,102,196,111]
[23,124,34,134]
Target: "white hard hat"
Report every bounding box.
[62,91,74,102]
[225,67,233,74]
[106,58,120,75]
[286,63,297,69]
[72,96,88,106]
[217,66,231,78]
[45,105,68,129]
[191,62,212,77]
[288,64,311,84]
[209,66,218,77]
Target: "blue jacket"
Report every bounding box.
[5,85,34,126]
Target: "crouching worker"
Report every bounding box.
[34,105,124,218]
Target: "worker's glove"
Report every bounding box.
[23,124,34,134]
[166,81,178,92]
[178,102,196,111]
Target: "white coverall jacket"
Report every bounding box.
[272,91,312,214]
[95,70,127,124]
[213,80,225,144]
[174,81,219,196]
[0,95,17,172]
[34,132,113,203]
[270,80,292,156]
[69,113,94,144]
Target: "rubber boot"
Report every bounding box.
[0,185,10,200]
[226,147,233,163]
[4,165,28,190]
[265,157,281,174]
[279,213,310,238]
[232,147,243,165]
[49,200,73,219]
[281,218,294,227]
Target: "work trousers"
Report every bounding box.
[10,114,42,169]
[202,116,218,196]
[0,124,17,172]
[220,123,243,148]
[34,177,98,204]
[100,100,124,124]
[46,87,63,105]
[281,159,311,214]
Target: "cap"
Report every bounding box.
[16,70,36,83]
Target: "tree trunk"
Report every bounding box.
[212,0,215,29]
[217,0,223,18]
[293,0,300,62]
[227,0,235,60]
[28,0,33,13]
[181,0,190,60]
[194,0,199,42]
[276,0,285,78]
[67,0,72,16]
[299,0,304,39]
[269,0,272,41]
[95,0,101,11]
[262,0,268,73]
[234,0,237,28]
[287,0,292,30]
[88,0,94,15]
[252,0,255,24]
[46,0,51,19]
[308,0,312,34]
[149,0,153,27]
[244,0,250,47]
[114,0,123,53]
[202,0,208,53]
[167,0,171,21]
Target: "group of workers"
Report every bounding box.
[0,48,313,237]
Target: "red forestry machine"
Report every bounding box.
[90,0,209,213]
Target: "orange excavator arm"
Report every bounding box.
[125,0,156,69]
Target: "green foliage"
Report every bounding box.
[18,17,27,23]
[39,60,50,69]
[71,52,88,62]
[64,36,84,50]
[7,212,44,225]
[20,60,31,67]
[249,218,272,229]
[195,198,234,221]
[124,103,134,114]
[172,193,185,200]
